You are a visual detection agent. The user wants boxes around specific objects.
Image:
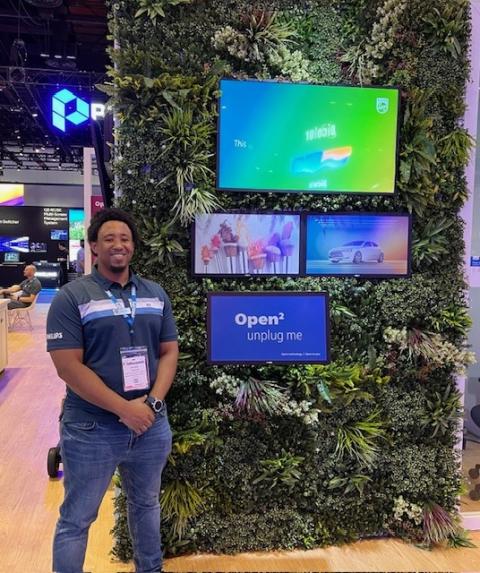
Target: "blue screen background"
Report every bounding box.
[209,293,329,363]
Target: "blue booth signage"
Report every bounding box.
[51,89,106,132]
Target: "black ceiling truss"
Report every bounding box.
[0,0,108,172]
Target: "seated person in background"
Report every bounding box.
[0,265,42,309]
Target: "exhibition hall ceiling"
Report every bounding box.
[0,0,108,172]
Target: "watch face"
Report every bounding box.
[153,400,162,413]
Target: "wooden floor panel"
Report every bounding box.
[1,303,480,573]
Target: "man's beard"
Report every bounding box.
[108,263,128,274]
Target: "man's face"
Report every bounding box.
[91,220,134,274]
[23,266,34,279]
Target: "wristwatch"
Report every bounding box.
[144,396,166,416]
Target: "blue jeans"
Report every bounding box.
[53,415,172,573]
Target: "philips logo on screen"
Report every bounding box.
[51,89,105,132]
[376,97,389,114]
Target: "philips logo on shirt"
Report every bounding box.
[47,332,63,340]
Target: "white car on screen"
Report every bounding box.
[328,240,384,264]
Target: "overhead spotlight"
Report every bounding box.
[32,112,38,118]
[10,39,27,67]
[8,67,26,83]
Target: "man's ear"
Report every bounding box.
[90,242,98,257]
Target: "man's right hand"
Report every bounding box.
[118,395,155,434]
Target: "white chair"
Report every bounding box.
[8,293,40,331]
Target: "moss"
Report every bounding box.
[108,0,471,560]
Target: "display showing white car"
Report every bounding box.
[328,240,384,264]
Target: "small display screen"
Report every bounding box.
[193,212,301,276]
[4,252,20,262]
[304,213,411,277]
[207,291,330,364]
[50,229,68,241]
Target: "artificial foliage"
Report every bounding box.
[105,0,474,560]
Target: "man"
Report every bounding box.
[46,208,178,573]
[0,264,42,309]
[56,242,69,286]
[75,239,85,275]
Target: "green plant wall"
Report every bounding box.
[105,0,475,559]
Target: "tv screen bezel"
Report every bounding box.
[191,210,302,278]
[216,78,401,196]
[206,290,331,365]
[301,211,412,279]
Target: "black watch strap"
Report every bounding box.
[144,396,166,415]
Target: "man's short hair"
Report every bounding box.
[87,208,139,245]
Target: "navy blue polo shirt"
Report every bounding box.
[46,266,177,423]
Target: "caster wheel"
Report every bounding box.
[468,467,479,480]
[469,489,480,501]
[47,446,61,478]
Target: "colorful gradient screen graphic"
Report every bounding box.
[217,80,399,194]
[305,213,410,277]
[194,212,300,276]
[0,184,24,206]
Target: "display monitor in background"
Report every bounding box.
[69,209,85,261]
[193,212,301,276]
[0,184,24,206]
[69,239,81,265]
[207,292,330,364]
[69,209,84,239]
[304,213,411,278]
[4,252,20,263]
[217,79,399,194]
[30,242,47,253]
[0,236,29,253]
[50,229,68,241]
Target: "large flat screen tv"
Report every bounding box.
[207,291,330,364]
[304,212,411,278]
[193,212,301,276]
[217,79,399,195]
